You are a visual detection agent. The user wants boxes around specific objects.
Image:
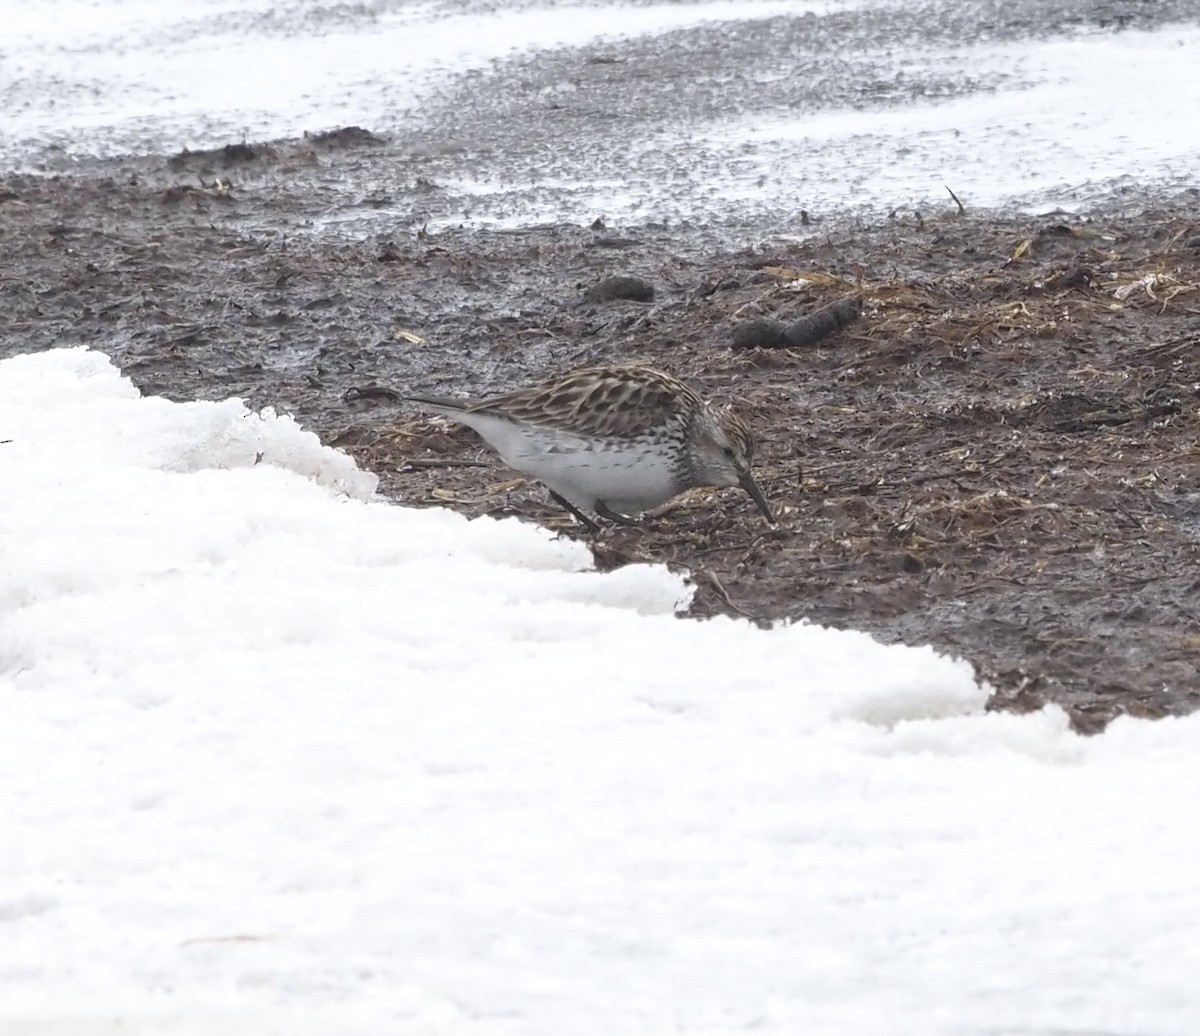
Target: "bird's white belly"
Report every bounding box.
[461,415,680,514]
[543,447,680,513]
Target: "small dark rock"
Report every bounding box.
[168,141,276,172]
[220,142,259,164]
[731,319,790,349]
[583,275,655,303]
[306,126,383,148]
[782,295,863,348]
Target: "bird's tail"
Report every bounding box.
[404,394,469,415]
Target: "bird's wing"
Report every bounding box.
[466,367,698,439]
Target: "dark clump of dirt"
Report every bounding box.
[305,126,384,148]
[583,274,656,303]
[167,141,279,172]
[1,139,1198,733]
[732,295,864,350]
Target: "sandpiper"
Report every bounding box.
[405,365,774,532]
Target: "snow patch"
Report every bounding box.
[3,348,1199,1035]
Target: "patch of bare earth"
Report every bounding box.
[2,137,1197,731]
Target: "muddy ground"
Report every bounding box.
[2,135,1198,732]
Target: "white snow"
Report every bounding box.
[693,24,1200,214]
[6,0,1195,221]
[3,348,1200,1034]
[0,0,846,156]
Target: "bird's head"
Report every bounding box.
[691,405,774,523]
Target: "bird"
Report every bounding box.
[404,365,773,533]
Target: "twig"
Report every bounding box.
[1053,401,1180,432]
[1151,224,1196,257]
[697,567,754,619]
[401,458,490,470]
[946,185,966,216]
[1144,336,1196,357]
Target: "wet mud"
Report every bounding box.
[2,132,1198,732]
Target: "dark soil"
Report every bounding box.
[2,135,1198,732]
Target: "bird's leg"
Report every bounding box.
[594,500,639,527]
[548,490,601,535]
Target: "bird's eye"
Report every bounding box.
[722,446,736,458]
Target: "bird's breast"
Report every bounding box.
[475,420,685,512]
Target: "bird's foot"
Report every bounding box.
[548,491,603,535]
[593,500,639,527]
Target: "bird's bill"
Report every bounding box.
[740,471,775,524]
